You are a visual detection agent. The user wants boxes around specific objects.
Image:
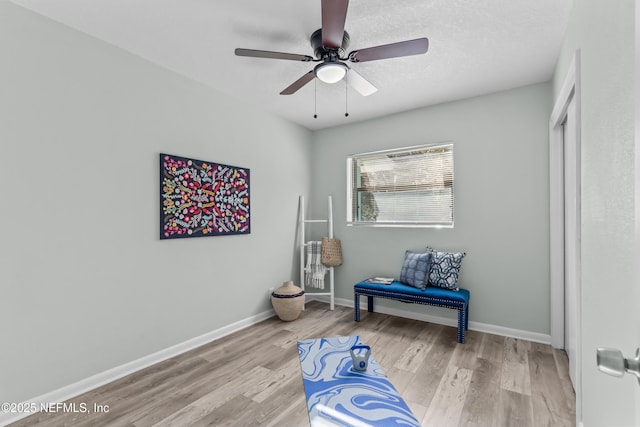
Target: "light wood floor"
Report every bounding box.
[11,301,575,427]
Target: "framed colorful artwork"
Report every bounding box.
[160,153,250,239]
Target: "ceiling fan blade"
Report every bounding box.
[322,0,349,48]
[348,38,429,63]
[235,48,313,62]
[346,68,377,96]
[280,71,315,95]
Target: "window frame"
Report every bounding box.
[346,142,454,228]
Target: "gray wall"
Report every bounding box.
[552,0,636,425]
[1,0,564,409]
[0,3,311,403]
[310,83,552,334]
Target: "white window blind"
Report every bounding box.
[347,143,454,227]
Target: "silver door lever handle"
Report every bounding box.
[597,347,640,384]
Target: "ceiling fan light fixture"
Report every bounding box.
[314,61,347,84]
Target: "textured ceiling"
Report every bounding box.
[10,0,572,130]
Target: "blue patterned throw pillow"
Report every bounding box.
[399,251,433,290]
[426,247,466,290]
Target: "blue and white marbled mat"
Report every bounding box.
[297,335,421,427]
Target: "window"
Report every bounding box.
[347,143,454,227]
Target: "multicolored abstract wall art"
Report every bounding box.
[160,153,250,239]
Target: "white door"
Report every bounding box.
[562,97,579,388]
[636,5,640,422]
[631,40,640,423]
[593,5,640,424]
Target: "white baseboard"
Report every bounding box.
[0,309,276,427]
[308,295,551,345]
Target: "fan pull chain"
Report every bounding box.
[345,74,349,118]
[313,78,318,119]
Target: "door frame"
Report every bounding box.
[549,50,582,421]
[635,1,640,422]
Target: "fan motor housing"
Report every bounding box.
[310,29,350,59]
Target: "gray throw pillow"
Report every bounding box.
[399,250,433,290]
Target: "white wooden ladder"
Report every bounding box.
[299,195,335,310]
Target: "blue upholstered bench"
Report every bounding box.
[354,280,470,343]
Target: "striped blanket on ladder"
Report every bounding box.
[305,241,326,289]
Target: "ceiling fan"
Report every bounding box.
[235,0,429,97]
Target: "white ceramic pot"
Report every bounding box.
[271,281,305,321]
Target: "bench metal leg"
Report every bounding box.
[367,296,374,312]
[465,304,469,330]
[457,308,465,344]
[354,293,361,322]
